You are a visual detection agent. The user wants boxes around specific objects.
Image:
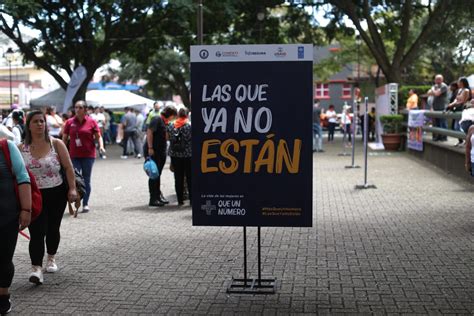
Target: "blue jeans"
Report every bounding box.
[433,118,447,140]
[72,158,95,206]
[313,123,323,151]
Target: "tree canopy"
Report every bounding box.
[0,0,167,102]
[115,1,323,107]
[1,0,472,106]
[321,0,473,83]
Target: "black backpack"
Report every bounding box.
[170,127,186,152]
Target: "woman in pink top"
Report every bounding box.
[19,110,77,286]
[62,100,105,213]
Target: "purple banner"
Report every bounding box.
[408,110,426,151]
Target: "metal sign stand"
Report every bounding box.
[338,118,351,157]
[227,226,277,294]
[346,101,361,169]
[355,98,377,189]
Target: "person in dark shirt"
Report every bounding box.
[168,108,192,205]
[427,74,448,141]
[145,106,177,207]
[312,99,323,152]
[0,140,31,315]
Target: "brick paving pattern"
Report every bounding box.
[8,139,474,315]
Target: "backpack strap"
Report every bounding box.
[0,139,20,200]
[0,139,13,174]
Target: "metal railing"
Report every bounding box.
[403,110,466,140]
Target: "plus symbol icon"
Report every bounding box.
[201,200,216,216]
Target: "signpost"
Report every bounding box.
[355,98,377,190]
[345,101,360,169]
[191,44,313,293]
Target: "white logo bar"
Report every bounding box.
[191,44,313,62]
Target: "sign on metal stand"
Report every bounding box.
[191,44,313,294]
[338,126,351,157]
[345,101,360,169]
[355,97,377,189]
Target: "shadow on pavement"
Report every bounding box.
[121,204,191,214]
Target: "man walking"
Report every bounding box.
[120,107,140,159]
[313,99,323,152]
[427,75,448,141]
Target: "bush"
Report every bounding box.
[398,85,431,110]
[380,114,404,134]
[112,111,125,124]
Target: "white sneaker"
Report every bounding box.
[136,154,142,159]
[46,256,58,273]
[29,265,43,285]
[120,155,128,159]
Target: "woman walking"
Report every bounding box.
[326,104,337,142]
[0,139,31,314]
[45,106,63,139]
[20,110,77,285]
[62,100,104,213]
[168,108,192,206]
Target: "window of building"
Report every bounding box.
[315,83,329,99]
[342,83,352,98]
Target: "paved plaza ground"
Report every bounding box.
[9,136,474,315]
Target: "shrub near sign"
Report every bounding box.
[191,44,313,227]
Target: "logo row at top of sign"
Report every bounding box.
[190,44,313,62]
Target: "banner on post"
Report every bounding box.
[191,44,313,227]
[407,110,426,151]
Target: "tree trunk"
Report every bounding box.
[180,87,191,109]
[384,69,402,84]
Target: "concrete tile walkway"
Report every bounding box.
[9,139,473,314]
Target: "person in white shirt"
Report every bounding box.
[90,107,107,159]
[11,111,24,145]
[326,104,337,142]
[45,106,63,139]
[340,106,352,146]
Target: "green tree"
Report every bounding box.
[321,0,470,84]
[116,1,323,107]
[0,0,166,103]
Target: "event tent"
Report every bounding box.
[87,82,141,91]
[30,89,154,111]
[29,88,66,108]
[86,90,154,110]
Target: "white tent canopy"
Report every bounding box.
[30,89,155,112]
[86,90,155,111]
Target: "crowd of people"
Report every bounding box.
[0,100,192,314]
[312,99,376,153]
[311,74,473,178]
[405,75,473,147]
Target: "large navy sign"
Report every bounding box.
[191,44,313,227]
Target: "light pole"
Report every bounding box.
[197,0,203,45]
[257,11,265,43]
[355,35,361,83]
[4,48,15,107]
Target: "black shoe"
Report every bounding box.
[159,193,169,204]
[0,294,11,315]
[149,200,165,207]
